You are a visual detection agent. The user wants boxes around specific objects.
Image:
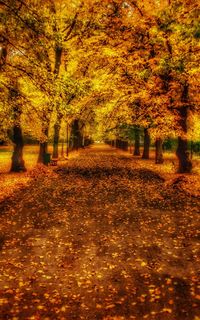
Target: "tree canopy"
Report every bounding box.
[0,0,200,172]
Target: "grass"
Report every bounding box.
[0,144,80,202]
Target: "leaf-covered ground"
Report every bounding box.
[0,144,200,320]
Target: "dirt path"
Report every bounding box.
[0,144,200,320]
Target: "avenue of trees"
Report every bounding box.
[0,0,200,173]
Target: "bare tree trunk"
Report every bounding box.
[38,127,49,164]
[134,127,140,156]
[0,38,7,70]
[176,83,192,173]
[66,123,69,157]
[61,140,64,158]
[155,138,164,164]
[52,113,63,159]
[71,120,81,150]
[9,87,26,172]
[10,124,26,172]
[176,137,192,173]
[52,122,61,159]
[142,128,150,159]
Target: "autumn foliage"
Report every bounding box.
[0,2,200,317]
[0,0,199,172]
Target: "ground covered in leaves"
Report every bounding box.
[0,144,200,320]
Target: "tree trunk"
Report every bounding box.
[176,137,192,173]
[142,128,150,159]
[52,122,61,158]
[38,127,49,164]
[52,114,62,158]
[81,125,85,148]
[10,124,26,172]
[66,123,69,157]
[0,39,7,70]
[9,87,26,172]
[54,46,63,77]
[71,120,81,150]
[155,138,164,164]
[61,140,64,158]
[134,127,140,156]
[190,141,194,160]
[176,83,192,173]
[82,135,85,148]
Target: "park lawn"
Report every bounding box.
[0,145,80,202]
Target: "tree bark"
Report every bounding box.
[155,138,164,164]
[142,128,150,159]
[9,87,26,172]
[134,127,140,156]
[66,123,69,157]
[10,124,26,172]
[176,83,192,173]
[54,46,63,77]
[70,120,82,150]
[52,122,61,159]
[52,113,63,159]
[176,137,192,173]
[0,38,7,71]
[38,127,49,164]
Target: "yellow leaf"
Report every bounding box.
[37,305,44,310]
[105,304,115,309]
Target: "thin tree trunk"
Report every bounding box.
[10,124,26,172]
[52,113,63,159]
[80,124,84,149]
[142,128,150,159]
[38,127,49,164]
[155,138,164,164]
[190,141,194,160]
[54,46,63,77]
[82,135,85,148]
[134,127,140,156]
[176,83,192,173]
[0,38,7,70]
[52,122,61,159]
[61,140,64,158]
[66,123,69,157]
[71,120,81,150]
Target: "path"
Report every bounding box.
[0,144,200,320]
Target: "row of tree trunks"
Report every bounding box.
[116,139,128,151]
[113,126,191,173]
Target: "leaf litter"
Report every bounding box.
[0,145,199,319]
